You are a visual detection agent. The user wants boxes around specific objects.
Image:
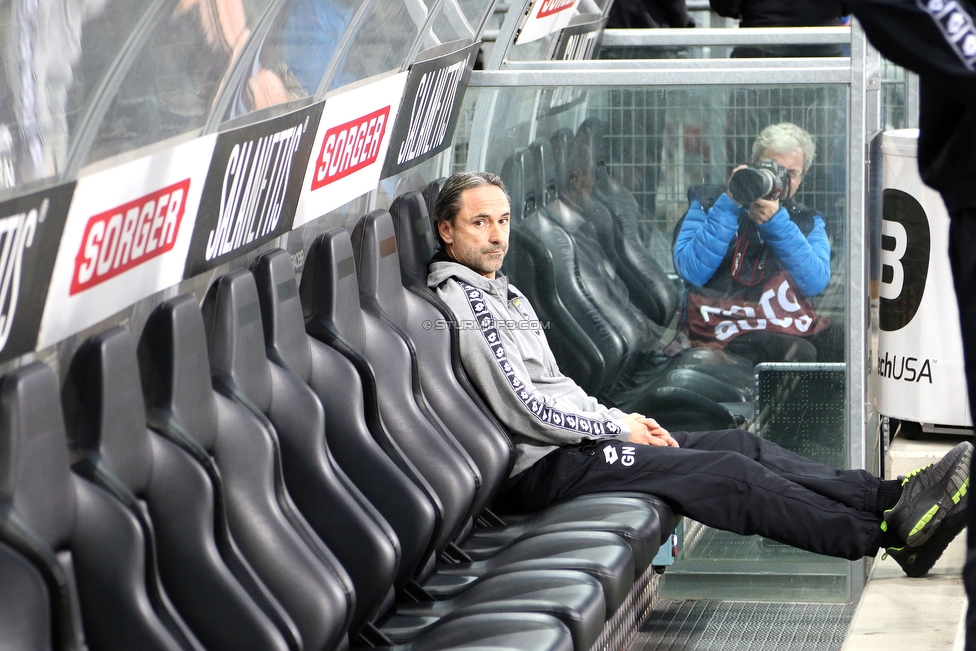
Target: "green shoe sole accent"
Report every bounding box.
[909,505,940,538]
[952,478,970,505]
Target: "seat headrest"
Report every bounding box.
[500,147,538,221]
[422,177,448,222]
[254,250,312,382]
[139,295,219,450]
[352,210,407,329]
[300,229,366,352]
[550,129,575,196]
[64,327,152,497]
[576,118,609,171]
[0,363,75,548]
[390,192,437,288]
[202,270,273,414]
[529,138,559,206]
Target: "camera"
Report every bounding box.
[727,158,792,205]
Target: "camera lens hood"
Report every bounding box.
[728,167,768,205]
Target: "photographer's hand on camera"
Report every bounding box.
[748,197,780,225]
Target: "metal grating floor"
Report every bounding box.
[633,600,855,651]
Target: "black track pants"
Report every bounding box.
[504,429,885,560]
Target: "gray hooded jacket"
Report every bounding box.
[428,258,632,477]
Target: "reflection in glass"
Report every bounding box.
[452,83,851,599]
[0,0,146,189]
[425,0,491,47]
[224,0,365,122]
[326,0,427,93]
[85,0,271,165]
[456,0,494,27]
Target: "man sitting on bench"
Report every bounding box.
[427,170,970,578]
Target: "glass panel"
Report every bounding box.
[453,82,851,601]
[85,0,273,165]
[326,0,429,92]
[426,2,477,47]
[456,0,495,27]
[881,58,910,130]
[222,0,367,122]
[507,34,555,61]
[425,0,493,46]
[0,0,149,189]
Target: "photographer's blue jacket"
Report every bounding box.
[673,192,831,297]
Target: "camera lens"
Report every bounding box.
[728,167,770,205]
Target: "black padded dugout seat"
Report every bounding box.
[301,230,637,612]
[203,268,405,634]
[422,176,448,222]
[144,296,354,649]
[138,297,349,651]
[254,252,440,595]
[352,207,666,573]
[301,227,482,557]
[541,134,679,329]
[521,143,673,382]
[200,273,392,636]
[500,149,632,396]
[205,262,605,649]
[569,118,681,324]
[0,361,199,651]
[62,329,209,651]
[380,613,575,651]
[0,540,52,651]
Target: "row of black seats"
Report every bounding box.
[0,191,676,651]
[495,118,756,433]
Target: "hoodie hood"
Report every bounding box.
[428,255,513,301]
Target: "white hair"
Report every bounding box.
[752,123,816,173]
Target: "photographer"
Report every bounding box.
[673,122,842,364]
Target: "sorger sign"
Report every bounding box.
[38,135,215,350]
[515,0,581,44]
[537,0,576,17]
[295,72,407,228]
[71,179,189,294]
[311,106,390,189]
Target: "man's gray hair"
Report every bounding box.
[752,122,816,173]
[433,171,509,225]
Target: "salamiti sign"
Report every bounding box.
[38,135,215,350]
[539,14,605,116]
[381,42,478,178]
[185,102,323,276]
[295,72,407,228]
[516,0,581,44]
[0,184,73,362]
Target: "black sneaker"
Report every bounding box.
[882,440,972,548]
[885,494,968,577]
